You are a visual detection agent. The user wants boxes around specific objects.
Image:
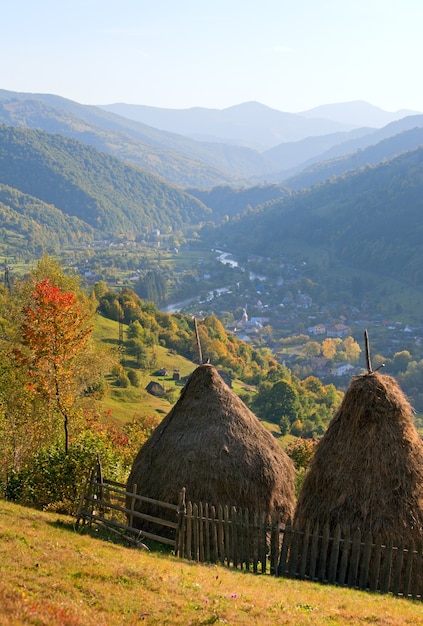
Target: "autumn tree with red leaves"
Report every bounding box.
[15,278,93,454]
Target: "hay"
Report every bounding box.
[127,364,295,529]
[294,371,423,546]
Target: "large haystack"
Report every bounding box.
[127,364,296,527]
[294,371,423,545]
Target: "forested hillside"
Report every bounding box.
[218,146,423,289]
[1,91,421,189]
[0,93,277,185]
[0,124,210,237]
[0,184,94,254]
[186,183,291,220]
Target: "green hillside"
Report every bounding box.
[219,146,423,290]
[0,124,210,238]
[0,184,94,255]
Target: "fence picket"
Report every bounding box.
[278,519,292,577]
[210,505,218,563]
[369,534,382,592]
[328,524,341,585]
[199,503,204,563]
[358,532,373,590]
[309,521,320,581]
[217,505,225,565]
[318,523,330,582]
[289,525,300,579]
[224,505,230,566]
[381,537,394,594]
[269,513,280,576]
[298,519,311,580]
[411,540,423,600]
[392,541,404,596]
[261,512,267,574]
[338,527,350,586]
[186,501,193,560]
[403,539,414,598]
[204,503,210,563]
[252,511,259,573]
[348,528,362,588]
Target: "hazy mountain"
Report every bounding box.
[262,127,374,173]
[284,123,423,189]
[219,146,423,289]
[0,90,421,192]
[0,124,210,237]
[99,101,359,149]
[300,100,420,128]
[0,91,243,188]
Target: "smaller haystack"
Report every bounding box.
[127,364,295,528]
[294,371,423,546]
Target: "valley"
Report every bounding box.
[1,90,423,420]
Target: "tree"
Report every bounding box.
[252,379,302,428]
[14,279,93,454]
[343,336,361,362]
[303,341,321,357]
[322,337,338,359]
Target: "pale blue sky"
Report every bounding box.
[2,0,422,113]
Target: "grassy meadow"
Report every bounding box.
[1,500,423,625]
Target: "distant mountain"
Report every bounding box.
[0,124,210,238]
[0,90,421,192]
[219,146,423,289]
[100,101,359,149]
[186,183,291,221]
[300,101,420,128]
[0,91,243,188]
[284,122,423,189]
[262,127,373,174]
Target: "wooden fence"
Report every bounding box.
[76,461,423,600]
[76,458,185,550]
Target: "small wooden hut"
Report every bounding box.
[294,371,423,547]
[127,363,295,531]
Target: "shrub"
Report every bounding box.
[127,369,141,387]
[5,430,126,514]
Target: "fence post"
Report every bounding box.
[75,467,92,529]
[269,512,280,576]
[176,487,186,558]
[128,483,138,530]
[277,517,292,577]
[380,537,394,594]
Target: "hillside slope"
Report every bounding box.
[220,146,423,289]
[1,500,421,625]
[285,121,423,188]
[0,124,210,237]
[0,91,275,185]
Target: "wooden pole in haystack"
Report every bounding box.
[194,317,203,365]
[364,329,372,374]
[364,329,384,374]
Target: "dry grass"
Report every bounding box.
[1,500,423,625]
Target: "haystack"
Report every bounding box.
[127,364,296,530]
[294,371,423,546]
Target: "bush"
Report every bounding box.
[127,369,141,387]
[5,430,127,514]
